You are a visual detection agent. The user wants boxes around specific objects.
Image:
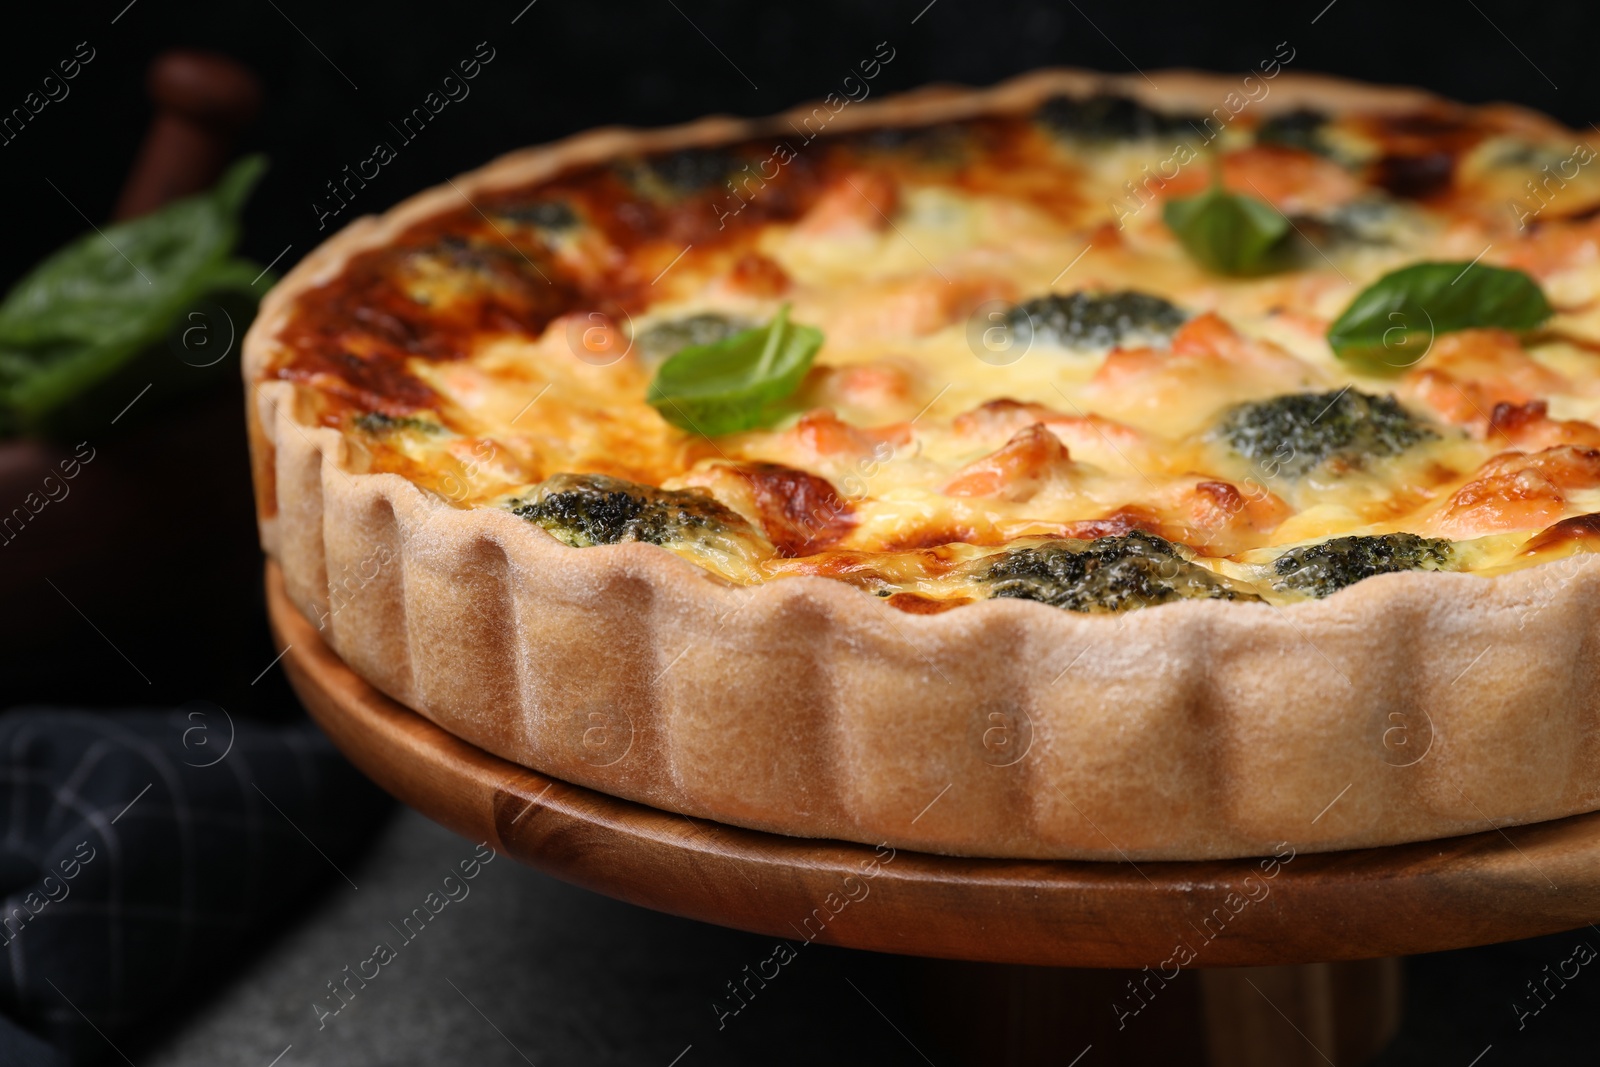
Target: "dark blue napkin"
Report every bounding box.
[0,707,389,1064]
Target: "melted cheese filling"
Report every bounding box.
[308,104,1600,608]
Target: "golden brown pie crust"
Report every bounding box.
[243,69,1600,860]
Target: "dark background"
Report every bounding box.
[2,0,1595,295]
[3,3,1599,1063]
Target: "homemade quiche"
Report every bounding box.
[246,70,1600,860]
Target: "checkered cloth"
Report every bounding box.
[0,707,390,1065]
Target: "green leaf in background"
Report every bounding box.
[0,155,270,435]
[1326,261,1553,374]
[1163,183,1294,276]
[646,304,823,436]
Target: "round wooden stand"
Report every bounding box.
[266,563,1600,1064]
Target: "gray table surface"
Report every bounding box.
[145,808,1600,1066]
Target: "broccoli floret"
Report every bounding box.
[650,148,738,191]
[849,123,970,163]
[1006,290,1187,351]
[635,313,753,363]
[622,148,739,199]
[1321,198,1413,246]
[1283,200,1421,253]
[411,237,549,289]
[1036,93,1201,143]
[433,235,507,268]
[1218,390,1436,479]
[982,531,1257,613]
[497,199,579,231]
[353,411,441,435]
[1272,533,1456,598]
[1256,108,1331,155]
[508,472,743,548]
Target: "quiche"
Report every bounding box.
[245,70,1600,860]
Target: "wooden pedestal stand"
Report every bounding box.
[266,563,1600,1065]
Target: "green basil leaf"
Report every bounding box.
[647,305,823,436]
[1163,184,1294,276]
[0,155,268,433]
[1326,261,1553,374]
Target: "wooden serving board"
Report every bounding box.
[266,560,1600,970]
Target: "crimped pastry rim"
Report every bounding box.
[243,68,1600,860]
